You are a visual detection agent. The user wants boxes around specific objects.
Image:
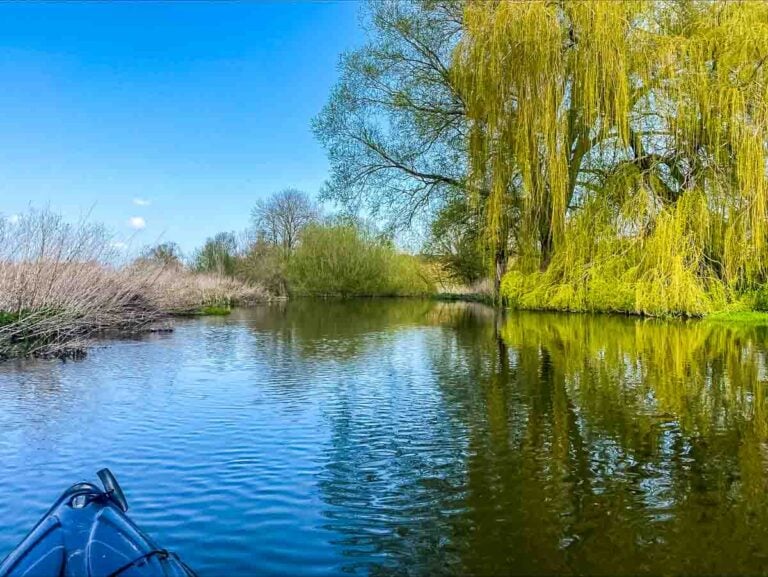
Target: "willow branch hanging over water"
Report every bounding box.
[453,0,768,315]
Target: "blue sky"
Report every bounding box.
[0,1,364,254]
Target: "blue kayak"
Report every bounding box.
[0,469,197,577]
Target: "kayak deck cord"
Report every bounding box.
[106,549,170,577]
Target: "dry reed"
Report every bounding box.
[0,210,268,358]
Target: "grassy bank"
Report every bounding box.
[498,257,768,319]
[0,211,441,359]
[704,311,768,325]
[496,263,768,322]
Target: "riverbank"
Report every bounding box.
[704,310,768,325]
[0,210,276,360]
[493,263,768,320]
[0,265,271,360]
[8,290,768,362]
[433,292,494,306]
[0,208,444,360]
[440,280,768,325]
[8,248,768,362]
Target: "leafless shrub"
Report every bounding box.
[0,210,268,358]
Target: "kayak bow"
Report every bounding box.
[0,469,197,577]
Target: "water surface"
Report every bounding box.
[2,300,768,575]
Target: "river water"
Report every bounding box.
[2,300,768,575]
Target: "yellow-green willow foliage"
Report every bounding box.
[454,1,768,315]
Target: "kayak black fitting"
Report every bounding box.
[97,468,129,513]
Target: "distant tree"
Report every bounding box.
[193,232,238,276]
[236,239,287,296]
[139,242,183,268]
[250,189,319,255]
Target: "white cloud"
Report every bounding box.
[128,216,146,230]
[111,241,128,251]
[133,198,151,206]
[7,214,20,224]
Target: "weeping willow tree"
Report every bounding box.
[454,0,768,315]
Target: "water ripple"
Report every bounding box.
[2,302,768,575]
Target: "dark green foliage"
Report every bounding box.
[0,311,19,327]
[752,286,768,312]
[426,197,485,285]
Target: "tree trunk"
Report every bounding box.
[495,309,508,374]
[539,219,554,272]
[494,247,507,304]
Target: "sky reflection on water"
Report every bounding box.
[1,300,768,575]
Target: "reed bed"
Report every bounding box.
[0,211,267,359]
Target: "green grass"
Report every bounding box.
[0,311,19,327]
[704,310,768,324]
[198,305,232,316]
[0,309,55,326]
[172,304,233,317]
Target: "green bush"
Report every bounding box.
[0,311,19,327]
[287,224,433,297]
[752,285,768,312]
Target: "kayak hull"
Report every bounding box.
[0,476,196,577]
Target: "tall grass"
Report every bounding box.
[0,210,267,358]
[134,264,269,314]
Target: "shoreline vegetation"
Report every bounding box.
[451,1,768,319]
[0,260,271,360]
[313,2,768,321]
[4,201,768,361]
[0,207,435,360]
